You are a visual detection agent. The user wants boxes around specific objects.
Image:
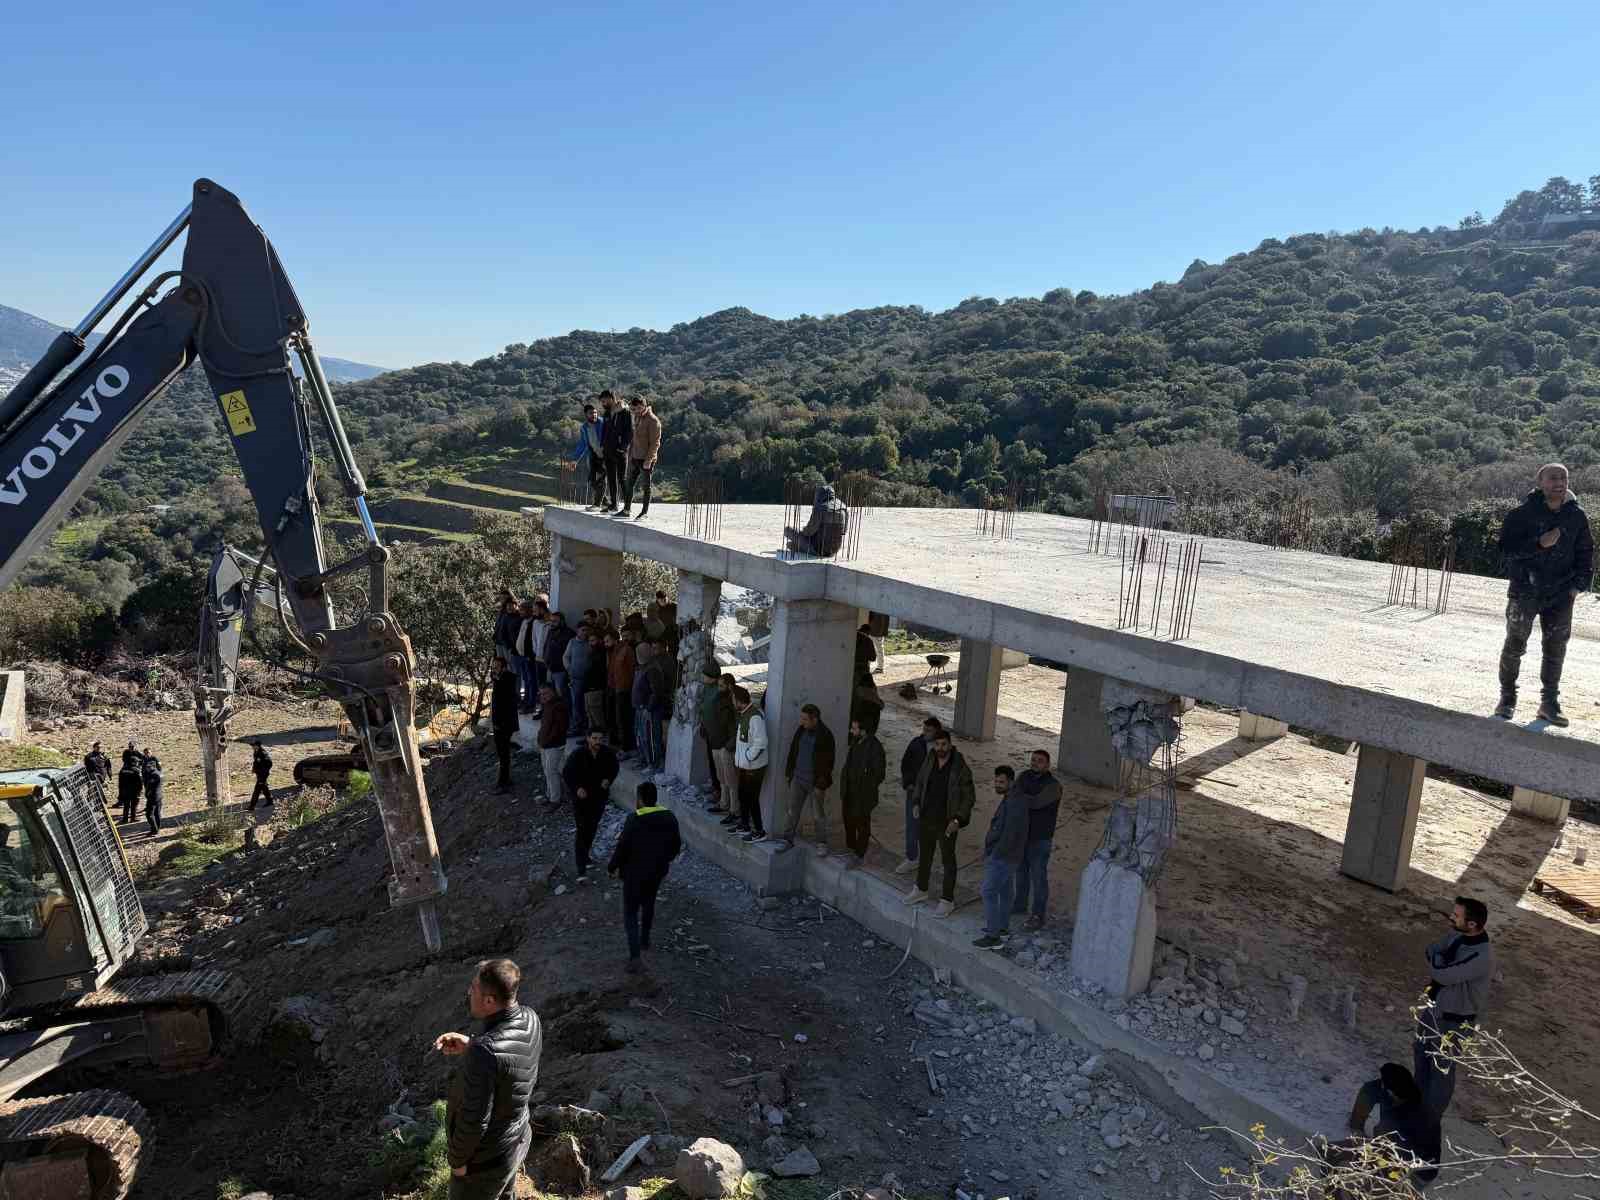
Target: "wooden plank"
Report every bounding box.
[1530,869,1600,921]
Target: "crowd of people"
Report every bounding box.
[84,740,166,835]
[563,390,662,519]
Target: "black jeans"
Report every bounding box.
[611,690,634,752]
[624,877,661,959]
[603,450,627,507]
[574,795,605,875]
[1414,1010,1473,1118]
[737,766,767,835]
[623,460,652,511]
[842,802,873,858]
[586,456,606,506]
[448,1125,531,1200]
[249,778,273,807]
[1499,591,1574,702]
[916,822,959,901]
[700,728,721,805]
[493,730,514,786]
[146,788,163,835]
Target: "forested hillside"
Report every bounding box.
[6,172,1600,664]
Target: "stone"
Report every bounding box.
[1100,1113,1121,1139]
[302,927,336,950]
[529,1133,591,1194]
[1197,1044,1215,1061]
[675,1138,746,1198]
[607,1188,649,1200]
[764,1105,785,1127]
[1220,1017,1245,1036]
[619,1084,646,1110]
[756,1072,785,1106]
[1009,1016,1038,1035]
[1286,974,1308,1021]
[269,995,337,1046]
[1217,957,1240,988]
[771,1146,821,1178]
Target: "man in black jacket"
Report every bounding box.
[117,749,143,826]
[249,741,274,808]
[563,730,619,880]
[141,751,164,835]
[894,718,942,876]
[433,959,541,1199]
[489,655,520,793]
[83,741,111,788]
[840,718,886,866]
[1496,463,1593,725]
[608,781,682,974]
[599,389,632,513]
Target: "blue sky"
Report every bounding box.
[4,1,1597,368]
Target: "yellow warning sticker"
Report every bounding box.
[221,389,257,436]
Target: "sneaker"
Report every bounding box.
[893,859,919,876]
[750,834,772,845]
[584,504,601,511]
[616,507,631,518]
[1538,699,1570,727]
[772,839,794,852]
[813,844,830,858]
[740,830,761,842]
[903,887,929,906]
[706,804,726,814]
[1493,696,1516,720]
[933,899,955,918]
[972,934,1007,949]
[635,507,649,520]
[1023,914,1045,931]
[575,873,589,885]
[720,815,740,827]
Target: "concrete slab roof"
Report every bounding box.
[538,503,1600,800]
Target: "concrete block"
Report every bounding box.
[760,598,856,831]
[665,572,722,788]
[0,671,24,742]
[1069,858,1156,999]
[1001,647,1029,669]
[1059,669,1121,788]
[1510,786,1570,824]
[1238,711,1288,741]
[549,534,622,625]
[1340,745,1426,892]
[952,638,1004,741]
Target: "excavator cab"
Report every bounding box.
[0,767,145,1016]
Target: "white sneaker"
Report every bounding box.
[903,887,929,906]
[933,899,955,918]
[893,859,918,876]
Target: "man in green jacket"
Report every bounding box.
[903,730,975,917]
[777,704,836,854]
[840,718,886,867]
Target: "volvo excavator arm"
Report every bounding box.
[0,179,446,950]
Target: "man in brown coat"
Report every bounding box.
[535,684,569,807]
[619,395,662,520]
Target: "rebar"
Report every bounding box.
[554,455,587,506]
[779,476,865,561]
[1384,532,1455,614]
[975,490,1017,540]
[1088,488,1114,554]
[1118,530,1203,640]
[682,471,725,540]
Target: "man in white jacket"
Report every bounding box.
[732,686,769,842]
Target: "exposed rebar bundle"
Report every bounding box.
[1093,700,1182,886]
[779,477,866,561]
[1384,533,1457,614]
[1118,530,1203,641]
[682,471,725,540]
[1087,488,1114,554]
[554,456,587,506]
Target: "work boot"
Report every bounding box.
[893,859,918,876]
[1492,694,1516,720]
[903,886,929,906]
[1537,698,1570,727]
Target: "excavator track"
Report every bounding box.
[0,1088,150,1200]
[70,968,262,1063]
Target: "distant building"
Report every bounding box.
[1108,494,1177,528]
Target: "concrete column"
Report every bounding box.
[760,598,857,832]
[1058,668,1121,789]
[952,638,1004,742]
[1340,746,1426,892]
[548,533,622,625]
[665,571,722,788]
[1511,786,1570,824]
[1070,858,1157,998]
[1238,711,1289,741]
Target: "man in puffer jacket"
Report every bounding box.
[1495,463,1593,725]
[784,484,849,556]
[434,959,541,1198]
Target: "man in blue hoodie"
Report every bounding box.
[568,402,606,509]
[1495,463,1592,725]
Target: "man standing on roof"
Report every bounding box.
[1494,462,1592,725]
[568,401,606,509]
[619,396,661,520]
[599,390,631,514]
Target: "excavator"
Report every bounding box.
[0,180,449,1197]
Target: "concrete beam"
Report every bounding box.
[760,598,856,831]
[1340,746,1426,892]
[1238,711,1289,741]
[665,571,722,788]
[548,533,622,623]
[952,638,1004,741]
[1058,669,1121,789]
[1510,786,1570,825]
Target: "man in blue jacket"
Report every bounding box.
[608,781,682,974]
[568,402,606,509]
[1495,463,1593,725]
